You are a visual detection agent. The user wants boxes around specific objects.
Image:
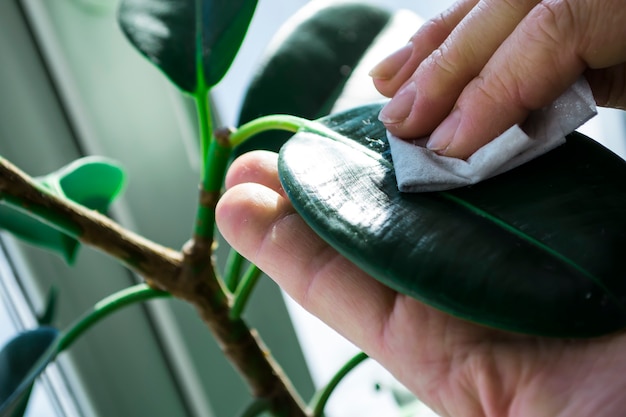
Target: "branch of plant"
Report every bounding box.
[308,352,369,417]
[224,249,246,291]
[0,156,182,286]
[185,111,356,416]
[0,110,344,417]
[59,283,171,351]
[229,114,344,148]
[194,90,232,242]
[196,88,213,181]
[229,264,262,320]
[0,153,309,415]
[178,238,308,416]
[168,90,311,416]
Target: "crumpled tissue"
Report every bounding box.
[387,78,597,192]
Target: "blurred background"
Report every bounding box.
[1,1,624,417]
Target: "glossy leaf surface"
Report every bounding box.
[0,327,59,417]
[118,0,258,92]
[278,104,626,337]
[235,1,391,156]
[0,156,126,263]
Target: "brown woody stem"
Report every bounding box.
[177,237,307,416]
[0,157,182,284]
[0,157,309,416]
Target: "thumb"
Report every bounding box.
[428,2,587,159]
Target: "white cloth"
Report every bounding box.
[388,78,597,192]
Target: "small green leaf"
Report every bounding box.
[278,104,626,337]
[235,0,392,156]
[0,156,126,263]
[0,327,59,417]
[118,0,258,92]
[49,156,125,211]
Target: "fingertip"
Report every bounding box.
[378,82,417,124]
[431,111,503,160]
[436,139,481,160]
[224,150,280,191]
[370,43,418,98]
[425,110,460,152]
[432,103,527,160]
[216,182,295,264]
[371,77,395,99]
[369,41,414,81]
[379,82,450,140]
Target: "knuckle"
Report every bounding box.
[524,1,575,48]
[578,0,626,66]
[473,72,519,107]
[430,46,461,79]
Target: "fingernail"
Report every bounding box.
[378,82,416,124]
[369,41,413,80]
[427,110,461,152]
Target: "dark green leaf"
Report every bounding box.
[0,327,59,417]
[235,1,392,156]
[278,104,626,337]
[118,0,258,92]
[0,156,126,263]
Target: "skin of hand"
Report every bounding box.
[370,0,626,159]
[216,151,626,417]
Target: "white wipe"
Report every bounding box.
[388,78,597,192]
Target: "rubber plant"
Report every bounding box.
[0,1,395,416]
[0,1,625,417]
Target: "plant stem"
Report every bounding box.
[195,88,213,180]
[183,90,307,415]
[177,237,307,416]
[193,90,232,241]
[229,114,344,148]
[229,115,302,147]
[229,264,262,320]
[224,249,245,292]
[308,352,369,417]
[59,283,170,351]
[0,157,182,284]
[0,133,309,416]
[194,135,231,240]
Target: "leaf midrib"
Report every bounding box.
[440,193,594,277]
[441,191,626,313]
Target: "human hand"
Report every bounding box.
[370,0,626,159]
[216,150,626,417]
